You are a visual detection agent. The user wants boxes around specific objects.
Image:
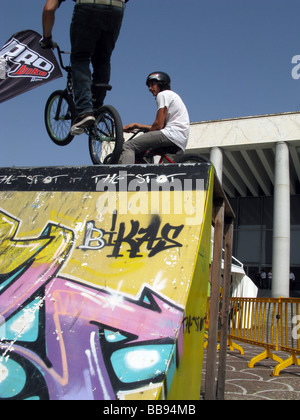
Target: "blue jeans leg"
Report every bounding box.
[70,4,124,115]
[70,6,95,115]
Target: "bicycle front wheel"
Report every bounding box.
[45,90,76,146]
[89,105,124,165]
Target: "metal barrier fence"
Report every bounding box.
[228,297,300,376]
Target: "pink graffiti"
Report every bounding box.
[0,213,184,400]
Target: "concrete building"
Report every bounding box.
[187,111,300,297]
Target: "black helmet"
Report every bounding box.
[146,72,171,88]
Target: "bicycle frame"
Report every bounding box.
[144,152,176,164]
[156,154,175,164]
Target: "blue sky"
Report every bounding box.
[1,0,300,167]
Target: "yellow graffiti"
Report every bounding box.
[0,211,74,274]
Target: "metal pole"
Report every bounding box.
[205,199,224,400]
[217,221,234,400]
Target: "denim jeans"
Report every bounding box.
[70,4,124,115]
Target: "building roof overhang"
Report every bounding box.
[187,111,300,198]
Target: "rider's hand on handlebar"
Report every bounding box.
[123,123,138,133]
[40,36,55,49]
[123,123,150,133]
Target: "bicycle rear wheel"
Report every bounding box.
[89,105,124,165]
[45,90,76,146]
[174,153,209,164]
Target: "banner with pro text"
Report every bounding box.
[0,30,62,103]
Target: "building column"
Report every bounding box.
[210,147,223,183]
[272,142,290,298]
[210,147,223,245]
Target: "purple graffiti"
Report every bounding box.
[0,211,184,400]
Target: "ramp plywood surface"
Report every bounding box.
[0,163,213,400]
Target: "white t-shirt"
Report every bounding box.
[156,90,190,151]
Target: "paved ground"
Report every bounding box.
[201,342,300,400]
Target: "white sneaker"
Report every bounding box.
[70,112,95,136]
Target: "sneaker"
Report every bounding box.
[70,112,95,136]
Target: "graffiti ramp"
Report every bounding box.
[0,163,213,401]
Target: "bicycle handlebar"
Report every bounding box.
[52,44,71,72]
[126,129,150,140]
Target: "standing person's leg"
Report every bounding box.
[120,131,175,164]
[91,6,124,110]
[70,5,97,134]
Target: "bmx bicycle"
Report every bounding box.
[44,45,124,165]
[109,129,209,165]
